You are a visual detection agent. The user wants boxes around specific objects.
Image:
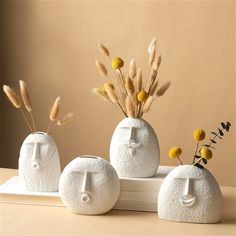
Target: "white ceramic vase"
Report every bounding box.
[110,118,160,178]
[158,165,222,223]
[18,132,61,192]
[59,155,120,215]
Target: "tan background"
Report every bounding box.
[0,1,235,186]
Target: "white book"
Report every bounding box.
[0,166,174,212]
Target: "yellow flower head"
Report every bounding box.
[200,147,213,160]
[101,82,114,93]
[193,128,206,141]
[112,57,124,69]
[137,90,148,102]
[169,146,182,159]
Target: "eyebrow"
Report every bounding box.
[174,177,201,180]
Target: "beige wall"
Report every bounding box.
[0,1,235,186]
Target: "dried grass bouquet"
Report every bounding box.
[93,38,171,118]
[3,80,74,134]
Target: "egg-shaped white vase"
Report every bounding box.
[110,118,160,177]
[158,165,222,223]
[59,155,120,215]
[18,132,61,192]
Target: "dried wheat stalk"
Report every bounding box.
[129,59,136,79]
[156,81,171,97]
[125,96,135,118]
[125,76,135,96]
[98,43,110,57]
[57,113,74,126]
[95,60,107,77]
[93,88,110,101]
[47,97,61,133]
[19,80,36,131]
[143,96,153,113]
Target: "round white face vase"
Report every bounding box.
[110,118,160,177]
[158,165,222,223]
[59,155,120,215]
[18,132,61,192]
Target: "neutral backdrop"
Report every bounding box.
[0,1,235,186]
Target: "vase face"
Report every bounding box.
[18,132,61,192]
[158,165,222,223]
[110,118,160,177]
[59,156,120,215]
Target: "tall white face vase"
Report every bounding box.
[110,118,160,177]
[59,156,120,215]
[18,132,61,192]
[158,165,222,223]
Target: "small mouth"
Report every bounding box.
[180,195,196,207]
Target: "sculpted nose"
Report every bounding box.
[180,178,196,207]
[32,142,40,169]
[80,172,90,203]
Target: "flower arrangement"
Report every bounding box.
[3,81,74,134]
[93,38,171,118]
[169,122,231,168]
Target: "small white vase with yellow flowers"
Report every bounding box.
[93,39,171,177]
[158,122,231,223]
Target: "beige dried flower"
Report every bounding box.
[57,113,74,126]
[129,59,136,79]
[125,76,135,96]
[97,43,110,57]
[156,81,171,97]
[125,96,135,117]
[95,60,107,77]
[49,97,61,121]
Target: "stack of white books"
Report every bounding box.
[0,166,174,212]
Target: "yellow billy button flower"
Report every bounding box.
[200,147,213,160]
[137,90,148,102]
[101,82,114,93]
[169,146,182,159]
[112,57,124,69]
[193,128,206,141]
[169,146,183,165]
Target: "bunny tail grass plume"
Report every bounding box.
[136,68,143,92]
[92,88,109,101]
[149,45,156,66]
[153,55,162,71]
[125,96,135,118]
[49,97,61,121]
[3,85,21,108]
[3,85,33,132]
[125,76,135,96]
[156,81,171,97]
[149,80,159,96]
[19,80,36,132]
[98,43,110,57]
[104,83,118,103]
[129,59,136,79]
[148,38,156,54]
[95,60,107,77]
[143,96,153,113]
[57,113,74,126]
[19,80,32,112]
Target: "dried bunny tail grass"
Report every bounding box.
[149,45,156,66]
[49,97,61,121]
[57,113,74,126]
[149,79,159,96]
[125,76,135,96]
[156,81,171,97]
[125,96,135,118]
[95,60,107,77]
[143,96,153,113]
[3,85,21,108]
[129,59,136,79]
[148,38,157,54]
[92,88,109,101]
[19,80,32,112]
[97,43,110,57]
[135,68,143,92]
[153,55,162,71]
[104,83,118,103]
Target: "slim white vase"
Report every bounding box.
[158,165,222,223]
[59,155,120,215]
[18,132,61,192]
[110,118,160,177]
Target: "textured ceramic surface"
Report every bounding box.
[158,165,222,223]
[59,155,120,215]
[18,132,61,192]
[110,118,160,177]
